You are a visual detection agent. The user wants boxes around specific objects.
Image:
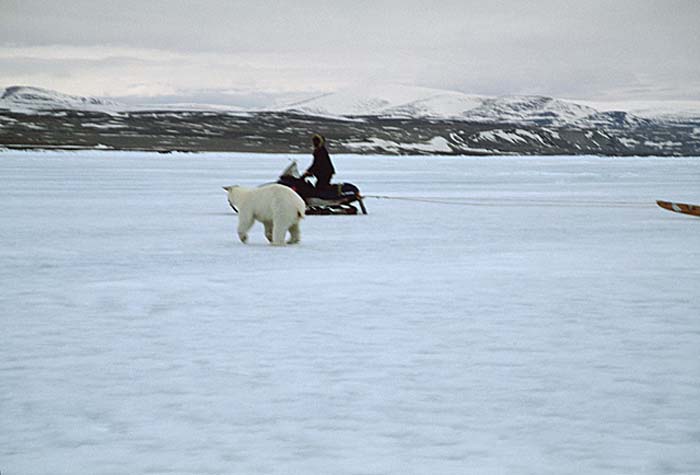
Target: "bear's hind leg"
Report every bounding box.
[271,223,287,246]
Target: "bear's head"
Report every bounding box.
[222,185,241,212]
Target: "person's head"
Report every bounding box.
[311,133,325,148]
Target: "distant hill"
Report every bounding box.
[1,86,123,112]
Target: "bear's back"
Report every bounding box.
[251,184,305,219]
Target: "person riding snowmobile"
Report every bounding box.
[302,134,335,191]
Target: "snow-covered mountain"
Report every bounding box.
[4,84,700,127]
[582,99,700,124]
[279,84,487,118]
[276,84,700,127]
[0,86,123,112]
[461,95,598,126]
[0,86,250,114]
[280,85,592,123]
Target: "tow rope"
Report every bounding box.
[362,194,652,209]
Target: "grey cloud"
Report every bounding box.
[2,0,699,101]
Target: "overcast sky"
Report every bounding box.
[2,0,699,105]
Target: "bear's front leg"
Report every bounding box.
[237,211,254,244]
[263,221,274,243]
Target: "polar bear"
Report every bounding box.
[223,184,305,245]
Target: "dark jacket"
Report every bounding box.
[307,145,335,180]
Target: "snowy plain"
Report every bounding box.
[1,151,699,475]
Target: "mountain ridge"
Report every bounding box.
[2,85,699,156]
[4,84,700,125]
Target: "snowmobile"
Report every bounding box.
[276,160,367,215]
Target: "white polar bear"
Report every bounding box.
[223,184,305,245]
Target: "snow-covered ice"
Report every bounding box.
[1,151,699,475]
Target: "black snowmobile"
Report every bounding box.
[276,160,367,215]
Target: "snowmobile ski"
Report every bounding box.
[656,200,700,217]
